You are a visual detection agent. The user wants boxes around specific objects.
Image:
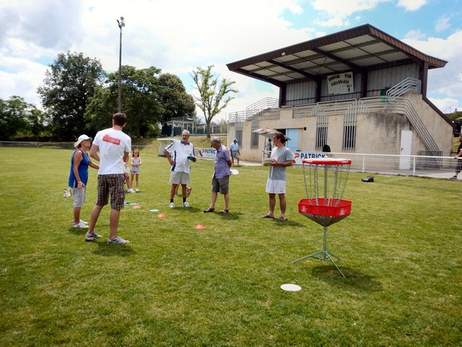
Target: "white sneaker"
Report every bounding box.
[135,188,140,192]
[73,221,88,229]
[183,201,190,208]
[107,236,129,245]
[80,220,88,225]
[127,188,135,193]
[169,202,175,208]
[85,231,101,241]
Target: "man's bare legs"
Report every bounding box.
[278,193,286,219]
[267,193,276,217]
[170,184,178,201]
[109,209,121,240]
[88,205,103,232]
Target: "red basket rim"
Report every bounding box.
[302,158,352,165]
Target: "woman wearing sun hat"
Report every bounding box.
[68,134,99,228]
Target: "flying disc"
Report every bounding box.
[280,284,302,292]
[158,213,166,220]
[230,169,239,175]
[132,205,141,209]
[149,209,160,213]
[195,224,205,230]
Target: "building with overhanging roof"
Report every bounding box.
[226,24,453,165]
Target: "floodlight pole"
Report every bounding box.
[116,16,125,113]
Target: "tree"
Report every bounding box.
[158,73,195,124]
[0,96,47,140]
[192,66,237,138]
[38,52,104,140]
[86,66,195,138]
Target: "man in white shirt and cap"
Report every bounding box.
[164,129,196,208]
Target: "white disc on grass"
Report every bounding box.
[230,169,239,176]
[280,283,302,292]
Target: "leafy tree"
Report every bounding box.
[38,52,104,140]
[86,66,194,138]
[192,66,237,138]
[0,96,47,140]
[158,73,195,124]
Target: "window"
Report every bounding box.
[315,114,328,150]
[342,125,356,150]
[235,130,242,146]
[250,120,259,149]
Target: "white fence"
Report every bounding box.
[310,152,460,178]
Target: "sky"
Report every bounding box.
[1,0,461,119]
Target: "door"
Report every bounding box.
[399,130,412,170]
[286,128,300,152]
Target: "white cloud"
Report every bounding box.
[435,15,450,33]
[311,0,388,27]
[396,0,426,11]
[404,29,426,40]
[403,30,462,105]
[0,0,314,116]
[429,97,459,113]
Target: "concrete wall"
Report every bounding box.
[231,94,453,162]
[407,94,453,155]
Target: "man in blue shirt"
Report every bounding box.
[230,138,240,166]
[204,137,232,214]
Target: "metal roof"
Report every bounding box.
[227,24,447,86]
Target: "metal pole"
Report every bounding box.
[117,17,125,113]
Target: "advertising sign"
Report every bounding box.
[293,151,327,165]
[327,72,354,95]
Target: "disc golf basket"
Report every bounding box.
[293,158,352,277]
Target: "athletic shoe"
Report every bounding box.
[85,231,101,242]
[135,188,140,192]
[80,219,88,225]
[169,202,175,208]
[183,201,190,208]
[107,236,129,245]
[73,221,88,229]
[127,188,135,193]
[203,207,215,213]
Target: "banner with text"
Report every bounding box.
[293,151,327,165]
[327,72,354,95]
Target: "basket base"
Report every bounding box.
[292,250,345,277]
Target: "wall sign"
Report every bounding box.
[327,72,354,95]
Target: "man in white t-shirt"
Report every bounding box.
[86,112,132,244]
[164,129,196,208]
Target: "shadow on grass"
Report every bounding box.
[272,219,304,227]
[179,207,202,213]
[92,242,136,257]
[68,227,86,235]
[311,265,382,292]
[217,211,242,220]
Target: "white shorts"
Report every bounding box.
[72,187,86,208]
[265,179,286,194]
[131,166,140,174]
[170,171,190,185]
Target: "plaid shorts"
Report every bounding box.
[96,174,125,210]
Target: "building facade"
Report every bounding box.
[226,24,453,163]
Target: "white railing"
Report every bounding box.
[228,97,278,123]
[386,77,421,97]
[324,151,459,178]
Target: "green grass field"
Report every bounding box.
[1,146,461,346]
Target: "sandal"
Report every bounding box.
[203,208,215,213]
[278,216,288,222]
[220,209,229,214]
[263,214,274,219]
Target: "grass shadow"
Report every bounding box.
[311,265,382,292]
[68,227,87,235]
[272,219,304,227]
[92,241,136,257]
[217,211,242,220]
[180,207,202,213]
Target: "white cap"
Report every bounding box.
[74,134,92,148]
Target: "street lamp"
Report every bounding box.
[116,16,125,113]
